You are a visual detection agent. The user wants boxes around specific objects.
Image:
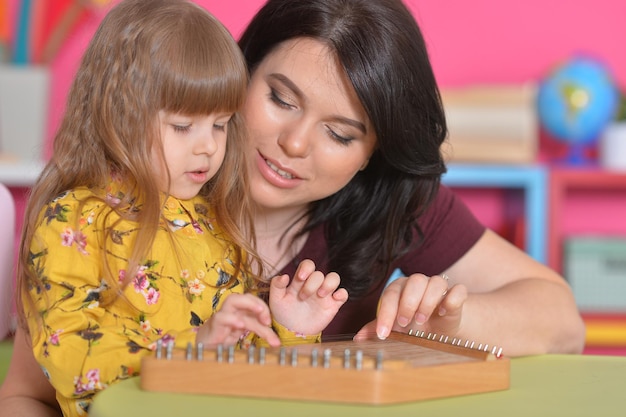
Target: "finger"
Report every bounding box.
[396,274,429,327]
[375,278,406,339]
[209,311,247,331]
[220,293,272,327]
[331,287,349,303]
[196,312,246,347]
[297,270,325,300]
[437,284,467,317]
[315,272,341,298]
[270,274,290,292]
[354,320,377,341]
[239,315,281,347]
[284,259,317,297]
[219,293,263,313]
[413,275,450,325]
[293,259,316,283]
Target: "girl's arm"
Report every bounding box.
[0,327,62,417]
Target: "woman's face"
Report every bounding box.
[242,38,377,212]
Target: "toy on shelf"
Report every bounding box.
[537,56,620,165]
[440,84,538,164]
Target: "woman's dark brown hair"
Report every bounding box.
[240,0,448,296]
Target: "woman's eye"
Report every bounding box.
[327,126,353,145]
[213,123,226,132]
[172,124,191,133]
[269,88,294,109]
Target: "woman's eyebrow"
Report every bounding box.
[330,115,366,134]
[268,73,305,100]
[268,73,366,134]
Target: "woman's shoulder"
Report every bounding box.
[396,185,486,275]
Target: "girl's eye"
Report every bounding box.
[172,124,191,133]
[213,123,226,132]
[269,88,294,109]
[326,126,353,146]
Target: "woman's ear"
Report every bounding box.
[359,159,370,171]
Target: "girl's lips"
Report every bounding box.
[255,152,302,188]
[186,170,209,184]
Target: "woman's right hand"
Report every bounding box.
[195,293,281,347]
[356,273,468,341]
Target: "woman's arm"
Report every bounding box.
[0,327,62,417]
[368,230,586,356]
[446,229,585,355]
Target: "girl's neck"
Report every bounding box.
[253,205,309,277]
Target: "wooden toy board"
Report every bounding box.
[140,331,510,405]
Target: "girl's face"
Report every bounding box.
[242,38,377,212]
[154,111,231,200]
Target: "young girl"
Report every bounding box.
[16,1,347,416]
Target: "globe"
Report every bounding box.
[537,56,619,162]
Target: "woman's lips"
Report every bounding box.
[256,152,302,188]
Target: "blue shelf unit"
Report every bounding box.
[443,163,548,264]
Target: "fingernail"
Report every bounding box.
[377,326,389,340]
[397,316,409,327]
[415,313,427,325]
[438,307,447,316]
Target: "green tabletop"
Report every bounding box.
[90,354,626,417]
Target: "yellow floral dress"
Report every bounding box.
[23,181,316,417]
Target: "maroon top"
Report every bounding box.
[279,185,486,337]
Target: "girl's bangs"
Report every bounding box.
[155,25,247,116]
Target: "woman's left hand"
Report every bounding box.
[355,273,468,340]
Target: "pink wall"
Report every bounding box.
[45,0,626,156]
[10,0,626,263]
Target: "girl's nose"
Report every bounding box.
[197,134,217,155]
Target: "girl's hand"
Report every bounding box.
[270,259,348,336]
[195,293,281,347]
[355,273,467,340]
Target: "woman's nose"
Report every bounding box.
[277,122,311,157]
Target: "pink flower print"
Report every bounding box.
[180,269,190,280]
[118,269,126,283]
[132,267,149,293]
[144,287,160,305]
[105,193,121,206]
[149,334,176,350]
[73,231,88,255]
[86,369,100,384]
[60,228,89,254]
[61,227,74,247]
[73,369,103,395]
[49,330,62,346]
[190,218,203,234]
[188,278,205,296]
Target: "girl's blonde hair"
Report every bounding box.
[18,0,258,329]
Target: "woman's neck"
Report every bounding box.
[253,205,309,277]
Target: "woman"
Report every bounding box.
[0,0,585,414]
[237,0,585,355]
